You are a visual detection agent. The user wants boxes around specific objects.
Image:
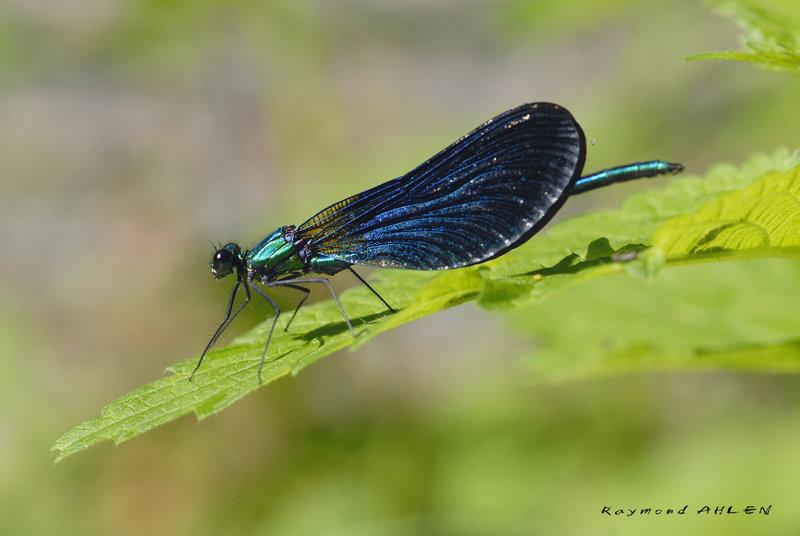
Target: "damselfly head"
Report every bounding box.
[211,243,241,279]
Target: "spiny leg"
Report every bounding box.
[266,278,356,338]
[249,282,281,385]
[277,283,311,333]
[348,267,396,313]
[190,279,249,381]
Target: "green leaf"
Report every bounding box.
[52,148,800,462]
[506,148,800,382]
[686,0,800,77]
[508,259,800,382]
[653,166,800,260]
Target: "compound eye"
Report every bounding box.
[212,249,233,277]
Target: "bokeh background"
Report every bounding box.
[2,0,800,534]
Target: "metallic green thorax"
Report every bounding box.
[245,227,351,282]
[246,228,305,281]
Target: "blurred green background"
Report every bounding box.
[2,0,800,534]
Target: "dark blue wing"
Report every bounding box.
[297,102,586,270]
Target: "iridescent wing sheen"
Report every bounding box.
[297,102,586,270]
